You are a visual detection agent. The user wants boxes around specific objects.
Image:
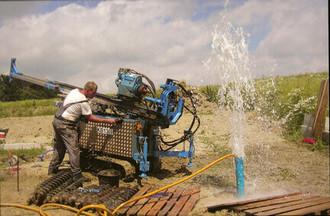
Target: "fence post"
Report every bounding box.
[312,79,329,138]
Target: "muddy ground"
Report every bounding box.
[0,100,329,215]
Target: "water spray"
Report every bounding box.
[205,9,256,197]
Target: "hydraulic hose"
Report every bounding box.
[76,204,111,216]
[0,203,48,216]
[160,82,201,150]
[39,203,94,216]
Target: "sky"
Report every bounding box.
[0,0,328,93]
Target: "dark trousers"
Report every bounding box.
[48,118,81,176]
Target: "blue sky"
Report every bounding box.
[192,1,226,21]
[0,0,328,92]
[40,0,102,13]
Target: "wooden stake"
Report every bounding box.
[312,79,329,138]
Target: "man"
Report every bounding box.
[48,81,121,180]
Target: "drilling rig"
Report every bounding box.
[9,58,200,178]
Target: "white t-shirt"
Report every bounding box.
[61,89,92,122]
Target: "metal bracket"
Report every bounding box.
[133,136,150,178]
[159,130,195,167]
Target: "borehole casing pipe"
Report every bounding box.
[235,156,245,198]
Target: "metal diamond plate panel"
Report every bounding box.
[79,120,138,158]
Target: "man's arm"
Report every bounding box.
[86,115,122,124]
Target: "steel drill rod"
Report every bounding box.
[46,178,74,203]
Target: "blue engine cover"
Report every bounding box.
[116,69,143,98]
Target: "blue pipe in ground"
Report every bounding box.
[235,157,245,198]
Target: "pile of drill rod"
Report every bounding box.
[51,185,138,209]
[27,169,138,210]
[28,169,74,205]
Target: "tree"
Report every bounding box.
[0,75,57,101]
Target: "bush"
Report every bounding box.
[281,89,317,134]
[254,72,328,137]
[199,85,219,103]
[199,72,328,139]
[255,78,280,119]
[199,83,255,111]
[0,75,57,101]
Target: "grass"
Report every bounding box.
[199,72,328,105]
[309,140,329,152]
[255,72,328,115]
[276,167,296,180]
[284,129,303,142]
[199,85,219,103]
[198,72,329,138]
[271,72,328,137]
[0,147,46,182]
[272,72,328,104]
[0,98,58,118]
[199,133,231,155]
[0,147,45,162]
[198,109,215,115]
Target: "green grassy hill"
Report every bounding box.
[199,72,329,137]
[0,98,58,118]
[258,72,328,104]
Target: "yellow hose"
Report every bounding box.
[0,203,48,216]
[76,204,111,216]
[96,207,108,216]
[111,153,235,215]
[39,203,94,216]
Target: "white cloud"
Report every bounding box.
[0,2,47,25]
[0,1,210,92]
[221,0,328,76]
[0,0,328,93]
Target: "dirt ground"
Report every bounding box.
[0,101,329,215]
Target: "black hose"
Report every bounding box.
[128,69,156,95]
[159,82,200,151]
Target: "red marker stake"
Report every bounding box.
[17,156,19,192]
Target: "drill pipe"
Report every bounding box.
[37,171,72,193]
[37,170,70,187]
[98,187,123,204]
[37,170,71,190]
[74,185,113,208]
[77,185,111,207]
[77,186,122,210]
[54,185,115,208]
[101,187,131,209]
[104,187,138,209]
[57,193,70,205]
[36,173,72,204]
[45,177,74,203]
[55,184,97,207]
[67,194,78,206]
[91,185,113,199]
[28,171,73,205]
[74,193,98,207]
[52,177,85,206]
[64,177,84,192]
